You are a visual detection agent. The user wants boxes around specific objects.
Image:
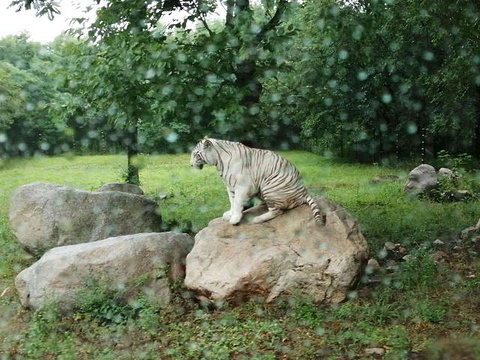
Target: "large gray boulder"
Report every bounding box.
[9,183,161,255]
[404,164,438,194]
[185,198,368,306]
[97,182,144,195]
[15,232,194,312]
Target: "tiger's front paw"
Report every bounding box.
[229,213,242,225]
[223,210,232,221]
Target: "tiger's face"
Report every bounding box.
[190,139,213,170]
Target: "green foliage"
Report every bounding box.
[0,35,62,158]
[74,276,166,327]
[292,300,324,328]
[21,301,76,359]
[4,0,298,165]
[75,278,136,325]
[336,289,402,326]
[290,297,410,357]
[329,322,410,356]
[436,150,476,173]
[422,152,480,202]
[414,299,449,324]
[165,311,284,359]
[422,337,480,359]
[396,249,438,290]
[425,177,478,203]
[5,0,480,165]
[464,277,480,293]
[9,0,60,20]
[264,0,480,162]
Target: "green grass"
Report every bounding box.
[1,152,480,359]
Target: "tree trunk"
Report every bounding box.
[126,125,139,185]
[236,59,262,110]
[340,124,344,158]
[474,86,480,160]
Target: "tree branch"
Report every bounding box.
[198,13,214,36]
[225,0,234,26]
[254,0,288,45]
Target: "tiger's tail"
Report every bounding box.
[305,194,327,226]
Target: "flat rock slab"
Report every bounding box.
[15,232,194,312]
[185,198,368,305]
[9,183,161,255]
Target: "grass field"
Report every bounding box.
[1,152,480,359]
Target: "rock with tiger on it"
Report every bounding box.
[185,197,368,306]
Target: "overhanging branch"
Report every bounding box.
[254,0,288,45]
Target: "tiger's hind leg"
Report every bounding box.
[246,198,265,211]
[251,207,283,224]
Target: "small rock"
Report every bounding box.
[440,191,456,201]
[402,255,412,262]
[383,242,405,260]
[384,242,397,251]
[430,251,447,263]
[364,347,385,356]
[366,259,380,273]
[438,168,454,179]
[460,227,479,240]
[385,259,398,272]
[476,218,480,229]
[467,274,476,279]
[407,351,423,360]
[454,190,472,201]
[433,239,445,247]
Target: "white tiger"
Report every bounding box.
[190,138,326,226]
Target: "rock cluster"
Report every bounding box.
[404,164,473,201]
[366,218,480,276]
[11,182,193,312]
[12,183,370,311]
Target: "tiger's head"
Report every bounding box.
[190,138,214,170]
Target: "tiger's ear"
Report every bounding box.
[203,139,212,148]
